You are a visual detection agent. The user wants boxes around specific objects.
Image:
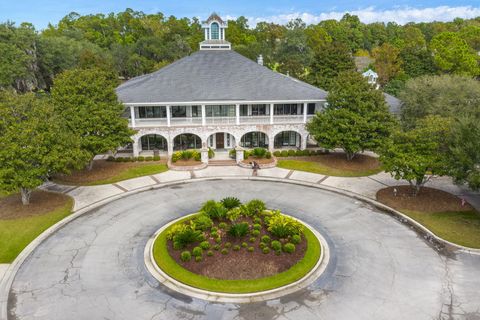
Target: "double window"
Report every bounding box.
[240,104,269,116]
[138,106,166,118]
[274,104,301,115]
[206,105,235,117]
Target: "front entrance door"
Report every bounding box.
[216,133,224,149]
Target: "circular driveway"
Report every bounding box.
[8,180,480,320]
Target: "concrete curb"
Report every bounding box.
[167,160,208,171]
[2,176,480,319]
[144,213,329,303]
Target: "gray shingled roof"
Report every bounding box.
[116,50,328,104]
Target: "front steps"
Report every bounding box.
[209,160,237,166]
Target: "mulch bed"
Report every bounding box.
[376,186,474,213]
[242,156,275,165]
[289,152,380,171]
[54,159,166,184]
[0,190,71,220]
[167,217,307,280]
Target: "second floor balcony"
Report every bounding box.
[127,103,322,128]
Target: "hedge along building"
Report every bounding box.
[116,13,400,158]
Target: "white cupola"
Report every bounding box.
[200,13,231,50]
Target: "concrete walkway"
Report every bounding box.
[40,166,480,212]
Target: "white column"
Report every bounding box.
[204,28,208,40]
[303,102,308,123]
[270,103,274,124]
[235,104,240,125]
[130,106,136,128]
[166,105,171,127]
[201,105,206,126]
[132,139,139,157]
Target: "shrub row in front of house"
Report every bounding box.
[172,150,201,163]
[229,147,272,159]
[107,156,161,162]
[273,149,325,157]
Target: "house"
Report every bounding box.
[116,13,399,158]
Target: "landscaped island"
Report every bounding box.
[152,198,321,293]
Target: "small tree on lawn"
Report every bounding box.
[307,71,395,160]
[0,91,89,205]
[379,116,451,196]
[448,117,480,191]
[51,68,134,170]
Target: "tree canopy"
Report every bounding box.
[51,68,134,168]
[0,91,88,204]
[307,71,395,160]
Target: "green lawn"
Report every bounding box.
[87,163,168,185]
[153,218,321,293]
[402,210,480,248]
[277,159,383,177]
[0,198,73,263]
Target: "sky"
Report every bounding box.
[1,0,480,29]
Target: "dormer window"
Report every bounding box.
[200,13,231,50]
[211,22,220,40]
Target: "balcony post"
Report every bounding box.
[270,103,274,124]
[235,104,240,125]
[201,105,206,126]
[166,105,171,127]
[129,106,136,128]
[303,102,308,123]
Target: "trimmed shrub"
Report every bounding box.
[195,256,202,262]
[247,246,254,252]
[226,207,242,222]
[199,241,210,250]
[201,200,227,220]
[215,237,222,244]
[283,243,296,254]
[266,151,272,159]
[221,248,229,255]
[145,156,153,161]
[153,155,161,161]
[254,217,262,224]
[224,242,232,248]
[271,240,282,251]
[173,241,182,250]
[259,242,266,249]
[180,251,191,262]
[218,222,228,229]
[192,214,213,231]
[273,151,281,157]
[253,224,262,230]
[213,244,220,251]
[295,150,303,156]
[192,247,203,257]
[262,247,270,254]
[267,212,304,238]
[233,245,240,251]
[288,150,296,156]
[207,250,214,257]
[249,237,256,243]
[251,229,260,237]
[208,147,215,159]
[137,156,145,162]
[275,250,282,256]
[211,227,218,232]
[252,147,267,158]
[291,234,302,244]
[241,242,248,248]
[246,199,266,216]
[261,235,271,243]
[171,152,181,163]
[210,231,218,238]
[107,156,115,162]
[221,197,241,209]
[228,222,249,237]
[280,150,289,157]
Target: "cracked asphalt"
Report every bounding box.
[7,180,480,320]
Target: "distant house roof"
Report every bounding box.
[116,50,328,104]
[203,12,226,25]
[383,93,402,114]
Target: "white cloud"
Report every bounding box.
[230,6,480,26]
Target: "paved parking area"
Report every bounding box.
[7,180,480,320]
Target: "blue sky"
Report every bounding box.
[1,0,480,29]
